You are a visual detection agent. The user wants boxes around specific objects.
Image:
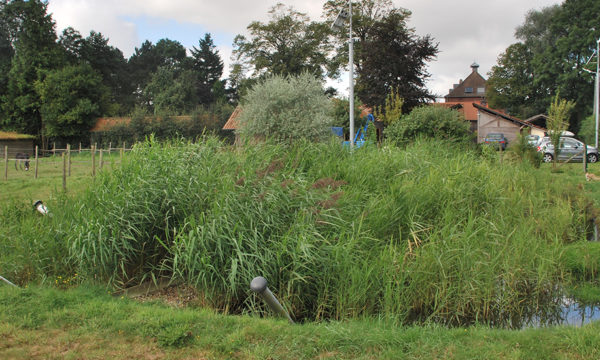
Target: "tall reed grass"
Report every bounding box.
[3,136,592,326]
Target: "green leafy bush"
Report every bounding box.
[91,102,235,147]
[236,73,334,142]
[384,105,473,145]
[505,133,542,167]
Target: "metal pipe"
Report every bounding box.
[595,37,599,148]
[250,276,293,324]
[348,0,354,149]
[0,275,18,288]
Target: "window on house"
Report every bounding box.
[477,87,485,93]
[465,87,473,93]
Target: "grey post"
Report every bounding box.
[250,277,294,324]
[3,145,7,181]
[0,275,18,288]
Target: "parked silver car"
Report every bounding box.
[526,135,540,146]
[537,136,599,163]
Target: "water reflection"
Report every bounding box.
[524,298,600,328]
[556,298,600,327]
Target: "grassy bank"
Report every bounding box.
[0,285,599,359]
[2,137,599,327]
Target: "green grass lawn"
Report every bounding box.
[0,285,599,360]
[2,143,600,359]
[0,151,124,203]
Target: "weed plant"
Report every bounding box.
[2,136,595,327]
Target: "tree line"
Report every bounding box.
[0,0,230,146]
[0,0,440,146]
[486,0,600,136]
[3,0,599,148]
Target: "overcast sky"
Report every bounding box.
[46,0,562,100]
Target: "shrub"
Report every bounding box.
[506,133,542,167]
[91,102,235,147]
[236,73,334,142]
[384,105,473,145]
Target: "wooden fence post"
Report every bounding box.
[3,145,7,181]
[52,142,56,156]
[67,144,71,177]
[91,145,96,177]
[79,142,82,154]
[35,146,39,179]
[120,147,124,164]
[108,142,112,154]
[99,149,103,170]
[62,152,67,191]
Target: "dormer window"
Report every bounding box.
[465,87,473,93]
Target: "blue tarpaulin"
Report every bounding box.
[331,127,344,137]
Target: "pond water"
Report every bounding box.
[555,299,600,327]
[524,298,600,328]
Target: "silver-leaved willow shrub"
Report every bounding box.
[236,72,334,143]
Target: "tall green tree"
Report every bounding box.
[35,63,108,142]
[232,4,332,79]
[1,0,62,139]
[486,43,541,118]
[128,40,157,97]
[323,0,396,76]
[128,38,189,108]
[143,66,198,115]
[191,33,224,105]
[324,1,437,111]
[0,1,13,101]
[356,11,437,111]
[58,26,84,65]
[79,31,130,115]
[0,23,12,101]
[57,28,131,115]
[487,1,600,131]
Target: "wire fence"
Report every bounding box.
[2,143,132,190]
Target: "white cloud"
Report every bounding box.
[400,0,562,98]
[47,0,563,96]
[48,0,139,56]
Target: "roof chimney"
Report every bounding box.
[471,62,479,73]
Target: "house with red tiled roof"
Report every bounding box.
[440,62,488,132]
[439,63,546,144]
